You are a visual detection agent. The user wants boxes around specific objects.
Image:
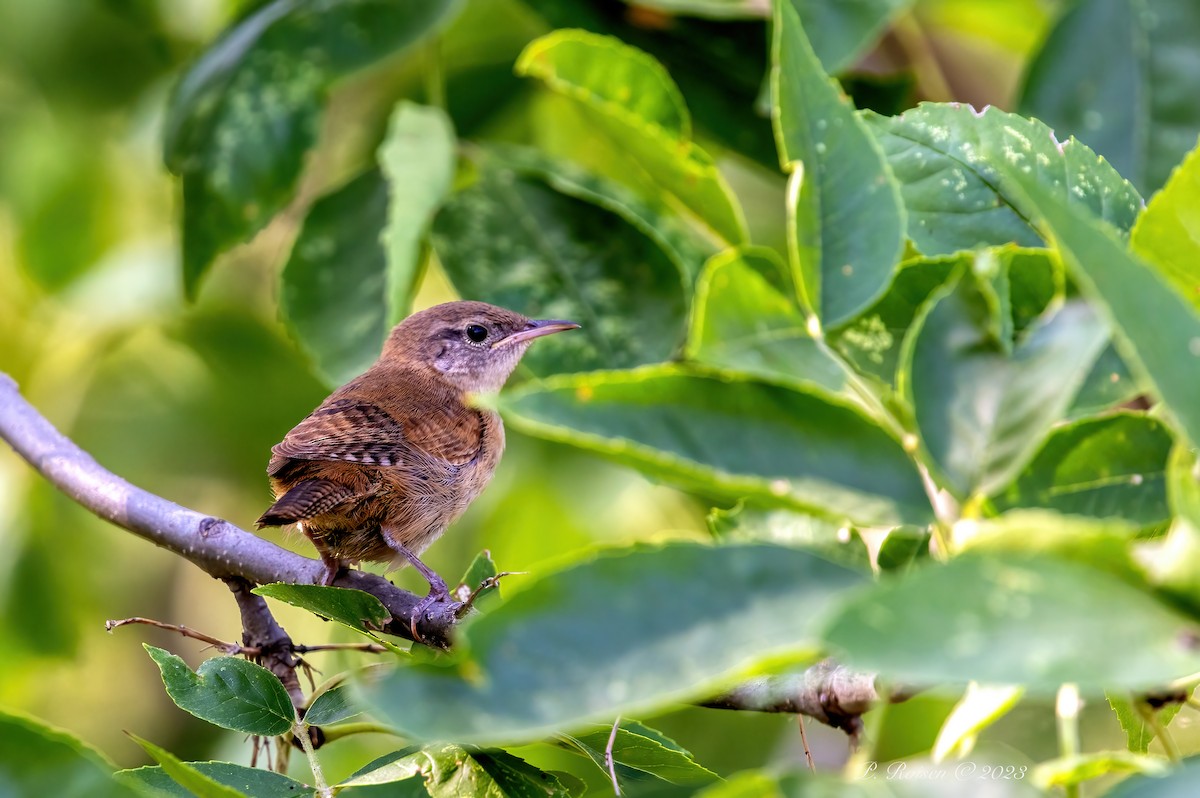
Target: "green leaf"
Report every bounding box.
[707,502,872,571]
[164,0,462,296]
[455,550,502,614]
[1032,751,1167,790]
[280,169,390,386]
[379,101,457,321]
[827,254,959,385]
[430,163,688,376]
[360,541,865,743]
[1105,755,1200,798]
[772,0,906,327]
[252,583,391,632]
[1132,138,1200,311]
[1019,0,1200,195]
[932,684,1023,763]
[993,413,1172,526]
[500,365,931,526]
[822,553,1200,691]
[1106,691,1183,755]
[126,735,248,798]
[305,684,363,727]
[340,743,572,795]
[486,144,715,282]
[1145,446,1200,613]
[788,0,914,74]
[993,157,1200,448]
[864,103,1142,256]
[687,247,852,396]
[875,526,931,573]
[0,710,140,798]
[144,645,295,736]
[117,762,313,798]
[954,511,1145,582]
[904,271,1108,499]
[1069,344,1141,419]
[516,30,747,245]
[560,721,718,785]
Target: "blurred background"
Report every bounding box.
[0,0,1161,786]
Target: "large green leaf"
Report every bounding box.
[280,169,390,386]
[1019,0,1200,195]
[789,0,914,74]
[687,247,851,396]
[995,160,1200,448]
[516,30,747,244]
[341,743,571,795]
[379,102,457,321]
[1105,754,1200,797]
[500,365,931,525]
[164,0,461,296]
[823,553,1200,691]
[144,645,295,736]
[0,710,140,798]
[431,164,688,375]
[993,413,1172,526]
[904,272,1108,499]
[485,144,715,283]
[1132,138,1200,311]
[360,541,864,742]
[117,762,312,798]
[864,103,1143,256]
[279,102,454,386]
[126,736,248,798]
[773,0,906,327]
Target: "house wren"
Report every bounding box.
[256,301,579,620]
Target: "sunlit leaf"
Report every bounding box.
[1020,0,1200,194]
[865,103,1142,256]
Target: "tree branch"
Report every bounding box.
[703,660,908,744]
[0,373,456,647]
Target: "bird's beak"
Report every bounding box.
[494,319,581,349]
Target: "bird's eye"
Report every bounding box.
[465,324,489,343]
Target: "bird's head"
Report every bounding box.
[382,301,580,393]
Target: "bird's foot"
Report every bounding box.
[387,541,459,641]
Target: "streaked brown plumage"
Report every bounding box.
[256,301,579,611]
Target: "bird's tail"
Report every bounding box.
[256,479,354,528]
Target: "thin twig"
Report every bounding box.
[106,617,243,655]
[605,716,622,796]
[798,716,816,773]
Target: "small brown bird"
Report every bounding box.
[257,301,579,618]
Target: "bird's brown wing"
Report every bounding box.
[269,393,484,473]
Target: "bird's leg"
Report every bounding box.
[388,540,454,640]
[302,526,346,586]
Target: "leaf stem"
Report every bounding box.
[296,723,332,798]
[1056,684,1082,798]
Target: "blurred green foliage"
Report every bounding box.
[5,0,1200,796]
